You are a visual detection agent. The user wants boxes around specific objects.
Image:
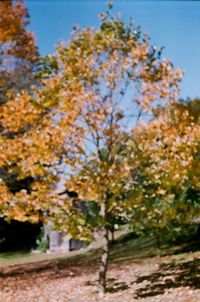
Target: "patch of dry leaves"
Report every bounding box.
[1,252,200,302]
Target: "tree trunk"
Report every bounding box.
[99,225,109,294]
[98,200,109,294]
[155,233,161,249]
[110,228,115,242]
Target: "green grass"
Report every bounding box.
[0,248,95,268]
[0,226,199,273]
[0,224,128,268]
[0,251,48,267]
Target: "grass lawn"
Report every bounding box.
[0,248,89,268]
[0,231,200,301]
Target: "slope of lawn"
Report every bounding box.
[0,231,200,301]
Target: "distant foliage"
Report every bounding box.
[0,0,39,104]
[128,99,200,240]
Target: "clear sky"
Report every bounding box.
[26,0,200,99]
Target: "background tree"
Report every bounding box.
[0,0,61,227]
[128,98,200,246]
[0,0,39,104]
[0,0,42,218]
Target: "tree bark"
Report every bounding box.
[99,225,109,294]
[98,200,109,294]
[110,228,115,242]
[155,233,161,249]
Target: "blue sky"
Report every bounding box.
[26,0,200,99]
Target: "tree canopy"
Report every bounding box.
[1,3,199,294]
[0,0,39,104]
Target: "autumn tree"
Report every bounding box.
[43,9,182,293]
[0,0,61,225]
[0,6,183,293]
[129,98,200,245]
[0,0,43,224]
[0,0,75,223]
[0,0,39,104]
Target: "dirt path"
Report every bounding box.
[1,249,200,302]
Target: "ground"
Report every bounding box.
[0,234,200,302]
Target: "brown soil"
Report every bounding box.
[0,246,200,302]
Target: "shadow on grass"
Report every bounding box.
[85,278,130,293]
[110,235,158,262]
[106,281,130,293]
[174,239,200,254]
[134,257,200,299]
